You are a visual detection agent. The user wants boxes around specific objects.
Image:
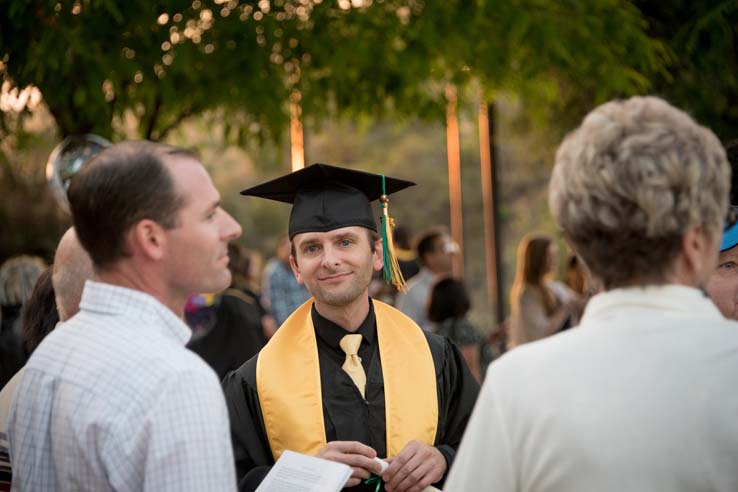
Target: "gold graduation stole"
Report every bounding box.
[256,299,438,461]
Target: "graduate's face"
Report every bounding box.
[705,245,738,320]
[290,226,383,307]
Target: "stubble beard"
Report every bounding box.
[310,265,373,308]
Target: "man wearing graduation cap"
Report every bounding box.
[223,164,480,492]
[706,140,738,320]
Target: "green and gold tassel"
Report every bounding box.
[379,174,408,292]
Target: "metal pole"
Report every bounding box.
[478,99,504,324]
[445,84,464,278]
[478,99,497,322]
[290,90,305,171]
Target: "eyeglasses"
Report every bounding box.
[725,206,738,232]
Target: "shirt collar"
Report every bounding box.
[581,284,723,325]
[78,280,191,345]
[312,298,376,349]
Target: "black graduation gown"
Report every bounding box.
[222,299,480,492]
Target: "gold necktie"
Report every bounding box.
[339,334,366,398]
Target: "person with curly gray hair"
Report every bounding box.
[445,96,738,492]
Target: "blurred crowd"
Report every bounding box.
[0,222,590,390]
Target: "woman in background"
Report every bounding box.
[428,277,484,382]
[508,234,580,350]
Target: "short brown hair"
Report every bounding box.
[416,226,447,266]
[68,141,197,269]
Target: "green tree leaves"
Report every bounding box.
[1,0,674,140]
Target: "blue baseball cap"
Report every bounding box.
[721,141,738,252]
[721,221,738,252]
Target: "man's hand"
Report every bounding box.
[382,440,446,492]
[316,441,383,488]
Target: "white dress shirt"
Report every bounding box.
[8,281,236,491]
[445,285,738,492]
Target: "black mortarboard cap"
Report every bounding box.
[240,163,415,239]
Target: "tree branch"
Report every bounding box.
[153,104,199,141]
[144,90,163,140]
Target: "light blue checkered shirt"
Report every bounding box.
[8,281,237,491]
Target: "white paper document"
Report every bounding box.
[255,450,353,492]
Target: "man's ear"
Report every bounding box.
[289,254,304,285]
[373,239,384,272]
[678,225,718,286]
[129,219,167,261]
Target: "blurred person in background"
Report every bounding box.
[186,290,266,380]
[0,255,46,388]
[228,244,277,339]
[706,140,738,320]
[51,228,95,323]
[0,267,57,490]
[186,245,269,380]
[427,277,484,382]
[396,226,456,331]
[21,269,60,356]
[507,234,580,349]
[368,225,420,305]
[564,255,586,296]
[446,96,738,492]
[229,245,264,305]
[265,234,310,326]
[393,225,420,282]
